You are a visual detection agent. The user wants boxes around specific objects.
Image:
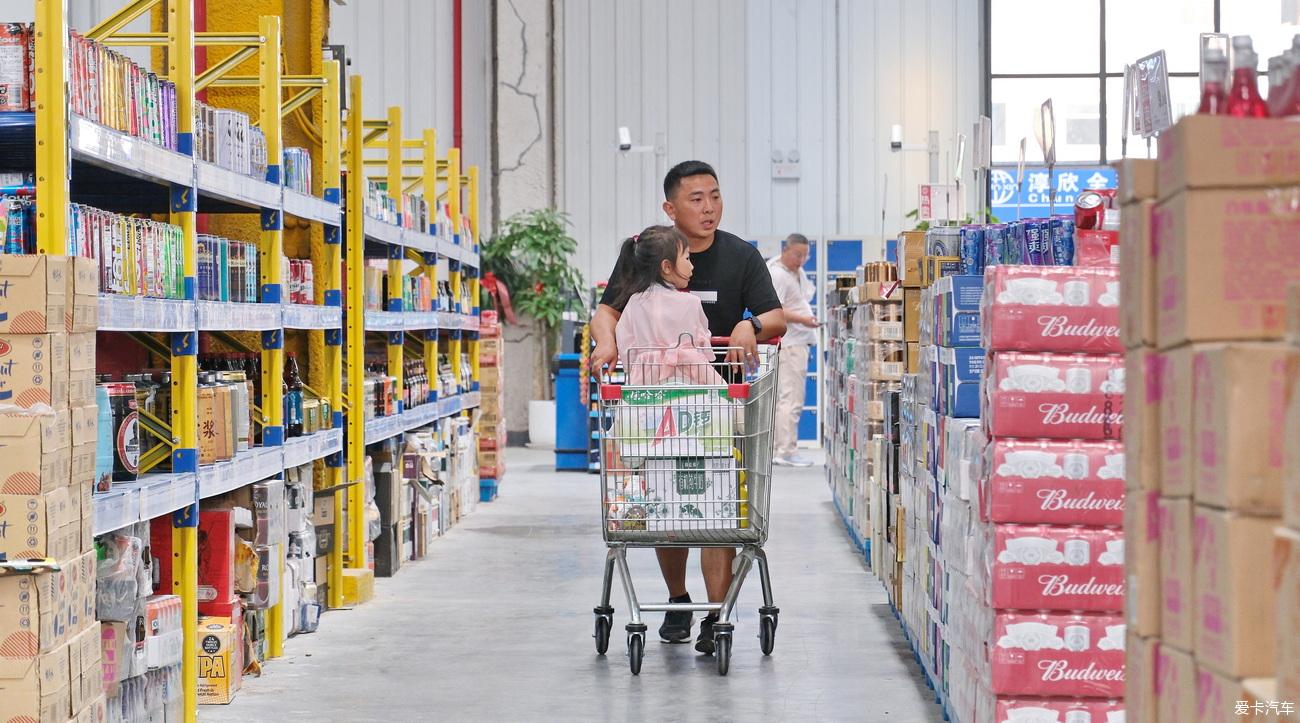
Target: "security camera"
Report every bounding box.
[618,127,633,151]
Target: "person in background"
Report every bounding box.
[589,160,786,654]
[767,234,819,467]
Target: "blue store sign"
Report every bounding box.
[990,165,1118,221]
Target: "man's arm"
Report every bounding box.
[780,308,818,327]
[589,303,621,373]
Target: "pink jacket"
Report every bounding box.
[615,284,723,386]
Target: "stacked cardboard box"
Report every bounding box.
[1122,117,1300,723]
[1280,284,1300,717]
[0,255,106,723]
[478,314,506,494]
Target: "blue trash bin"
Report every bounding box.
[554,353,589,470]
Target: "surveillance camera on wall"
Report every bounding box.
[618,126,633,151]
[890,124,903,151]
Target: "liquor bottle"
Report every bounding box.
[1199,46,1229,114]
[285,352,304,438]
[1226,36,1269,118]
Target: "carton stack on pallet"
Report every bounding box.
[1122,115,1300,722]
[859,264,904,578]
[478,310,505,500]
[0,255,106,723]
[823,281,872,554]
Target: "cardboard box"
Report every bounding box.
[66,256,98,333]
[1159,496,1194,650]
[920,255,962,289]
[0,255,68,335]
[1192,344,1297,513]
[1156,643,1197,723]
[66,333,95,408]
[1126,632,1157,723]
[1120,199,1156,348]
[898,231,926,288]
[197,510,236,616]
[0,570,65,677]
[1157,115,1300,199]
[1276,526,1300,709]
[196,615,243,705]
[0,333,68,409]
[906,342,919,374]
[0,409,71,494]
[1160,346,1195,497]
[198,386,218,464]
[1195,664,1267,723]
[1117,157,1158,205]
[0,486,74,561]
[903,288,921,342]
[0,642,71,723]
[1125,348,1161,493]
[1154,189,1300,350]
[1126,490,1160,636]
[1285,335,1300,529]
[1193,506,1278,677]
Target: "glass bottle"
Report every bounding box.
[1199,46,1229,115]
[1268,55,1289,116]
[1279,36,1300,117]
[1226,36,1269,118]
[284,353,304,438]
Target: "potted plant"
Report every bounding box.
[480,208,585,446]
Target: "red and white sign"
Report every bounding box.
[982,265,1122,353]
[983,352,1125,441]
[990,611,1127,698]
[919,184,959,222]
[988,524,1126,612]
[981,439,1126,526]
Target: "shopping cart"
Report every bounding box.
[593,336,779,676]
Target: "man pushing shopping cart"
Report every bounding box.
[587,162,787,675]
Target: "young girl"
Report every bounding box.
[610,225,723,386]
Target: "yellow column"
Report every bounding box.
[34,0,69,255]
[321,59,346,609]
[345,74,368,571]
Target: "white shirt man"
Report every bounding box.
[767,234,819,467]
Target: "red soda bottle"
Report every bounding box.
[1226,36,1269,118]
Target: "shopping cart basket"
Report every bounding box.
[593,336,779,676]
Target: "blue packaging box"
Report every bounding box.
[936,275,984,347]
[940,346,984,418]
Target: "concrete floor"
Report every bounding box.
[201,448,943,723]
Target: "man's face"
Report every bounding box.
[664,174,723,240]
[782,242,809,270]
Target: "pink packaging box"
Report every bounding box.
[982,694,1126,723]
[983,352,1125,441]
[981,439,1126,526]
[990,611,1127,698]
[982,265,1122,354]
[988,524,1126,611]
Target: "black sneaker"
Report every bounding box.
[659,600,693,643]
[695,614,718,655]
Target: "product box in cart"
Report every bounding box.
[979,523,1125,612]
[982,352,1125,441]
[981,265,1121,354]
[985,611,1126,698]
[980,438,1125,527]
[605,457,744,532]
[613,387,737,459]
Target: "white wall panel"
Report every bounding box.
[561,0,983,285]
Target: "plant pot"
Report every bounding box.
[528,399,556,448]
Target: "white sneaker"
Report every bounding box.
[773,456,794,467]
[785,454,815,467]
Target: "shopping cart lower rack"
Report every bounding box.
[592,338,779,676]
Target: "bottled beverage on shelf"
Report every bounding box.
[1268,54,1290,116]
[1226,35,1270,118]
[285,353,304,438]
[1277,35,1300,117]
[1199,45,1229,114]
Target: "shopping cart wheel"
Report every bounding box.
[715,632,732,676]
[594,614,612,655]
[759,615,777,656]
[628,633,645,675]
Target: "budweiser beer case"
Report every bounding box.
[988,611,1126,698]
[983,352,1125,441]
[977,692,1126,723]
[980,439,1125,526]
[982,265,1122,354]
[981,524,1126,612]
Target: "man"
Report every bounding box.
[767,234,819,467]
[590,160,786,654]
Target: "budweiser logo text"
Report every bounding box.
[1038,659,1125,683]
[1040,403,1123,426]
[1039,575,1126,597]
[1037,315,1120,339]
[1037,489,1124,512]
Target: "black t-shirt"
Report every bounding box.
[599,229,782,338]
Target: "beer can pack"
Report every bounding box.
[958,225,985,276]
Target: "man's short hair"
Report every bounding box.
[664,160,718,200]
[784,233,810,248]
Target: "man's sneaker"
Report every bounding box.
[695,614,719,655]
[784,454,815,467]
[659,609,693,643]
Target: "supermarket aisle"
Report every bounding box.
[201,448,941,723]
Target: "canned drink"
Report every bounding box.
[1005,222,1025,265]
[1052,215,1075,266]
[1064,538,1091,567]
[927,226,961,256]
[1064,623,1091,652]
[1065,366,1093,394]
[983,224,1006,268]
[958,225,984,275]
[1075,191,1106,230]
[1022,219,1048,265]
[1063,452,1090,480]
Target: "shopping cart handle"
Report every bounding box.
[710,336,782,346]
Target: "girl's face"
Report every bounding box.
[661,244,693,289]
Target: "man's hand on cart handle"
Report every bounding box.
[590,341,618,376]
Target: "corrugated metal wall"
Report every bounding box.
[559,0,983,285]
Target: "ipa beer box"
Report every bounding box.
[0,333,68,409]
[982,265,1122,354]
[613,387,737,459]
[980,439,1126,526]
[982,352,1125,441]
[1192,506,1278,678]
[985,524,1125,612]
[987,611,1126,698]
[0,255,68,334]
[0,409,71,494]
[1153,188,1300,350]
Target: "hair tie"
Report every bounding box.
[632,233,640,244]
